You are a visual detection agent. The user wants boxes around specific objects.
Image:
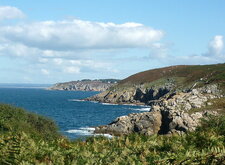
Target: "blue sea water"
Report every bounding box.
[0,88,150,139]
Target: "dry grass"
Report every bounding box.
[188,97,225,115]
[119,63,225,88]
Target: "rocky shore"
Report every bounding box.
[85,82,174,104]
[94,84,224,136]
[48,79,118,91]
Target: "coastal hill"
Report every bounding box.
[86,63,225,136]
[48,79,119,91]
[87,63,225,104]
[1,104,225,164]
[1,64,225,164]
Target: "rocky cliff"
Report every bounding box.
[86,64,225,104]
[48,79,119,91]
[94,84,224,135]
[91,63,225,136]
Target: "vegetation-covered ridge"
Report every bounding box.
[0,104,60,141]
[87,63,225,137]
[48,79,119,91]
[120,63,225,86]
[0,104,224,164]
[86,63,225,105]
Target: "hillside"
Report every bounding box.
[48,79,119,91]
[0,104,60,140]
[0,63,224,164]
[86,63,225,105]
[86,63,225,136]
[120,64,225,85]
[0,104,225,164]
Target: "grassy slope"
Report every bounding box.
[0,104,60,141]
[188,97,225,115]
[0,107,224,164]
[1,63,225,164]
[117,63,225,90]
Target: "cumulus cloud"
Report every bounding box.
[206,35,224,57]
[0,42,37,57]
[41,69,50,75]
[53,58,63,65]
[0,6,165,81]
[0,6,25,20]
[149,35,225,65]
[0,19,163,51]
[64,66,80,74]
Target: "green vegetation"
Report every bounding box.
[0,104,224,164]
[188,97,225,115]
[80,79,120,83]
[119,63,225,89]
[0,104,60,141]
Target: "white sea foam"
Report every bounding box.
[68,99,85,102]
[128,107,150,111]
[101,103,118,105]
[66,127,95,136]
[90,101,98,103]
[66,127,113,138]
[94,133,113,138]
[100,102,150,111]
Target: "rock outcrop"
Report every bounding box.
[94,84,223,135]
[48,79,119,92]
[86,82,175,104]
[92,64,225,135]
[95,111,162,136]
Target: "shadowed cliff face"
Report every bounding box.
[86,84,174,105]
[86,63,225,105]
[87,64,225,136]
[94,84,224,136]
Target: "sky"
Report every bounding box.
[0,0,225,84]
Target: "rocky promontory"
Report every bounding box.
[48,79,119,91]
[91,64,225,136]
[95,84,223,135]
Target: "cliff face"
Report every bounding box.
[48,79,119,92]
[94,84,224,136]
[85,82,174,105]
[86,64,225,104]
[89,63,225,135]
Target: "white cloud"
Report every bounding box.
[0,19,163,51]
[207,35,224,56]
[0,6,25,20]
[53,58,63,65]
[149,35,225,65]
[38,58,48,63]
[0,42,38,57]
[69,60,108,68]
[41,69,50,75]
[0,6,165,81]
[64,66,80,74]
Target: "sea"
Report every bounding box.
[0,85,150,139]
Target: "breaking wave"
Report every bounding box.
[66,127,113,138]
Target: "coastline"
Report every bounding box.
[80,99,148,107]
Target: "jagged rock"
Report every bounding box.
[94,84,222,136]
[94,111,162,136]
[86,83,175,104]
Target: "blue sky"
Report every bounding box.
[0,0,225,83]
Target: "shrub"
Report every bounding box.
[0,104,224,164]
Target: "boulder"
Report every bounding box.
[94,111,162,136]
